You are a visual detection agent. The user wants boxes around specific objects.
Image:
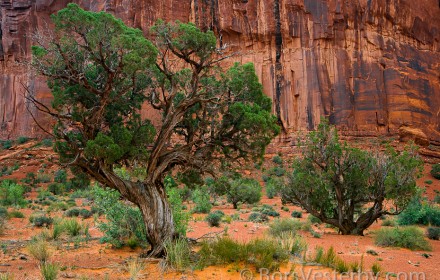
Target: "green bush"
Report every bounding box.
[40,262,59,280]
[17,136,29,144]
[48,183,65,195]
[205,176,229,200]
[206,212,222,227]
[191,187,212,214]
[65,171,90,191]
[36,174,51,183]
[1,140,12,150]
[268,166,286,177]
[54,169,67,183]
[8,210,24,218]
[0,207,6,235]
[22,172,38,188]
[30,215,53,227]
[64,208,91,219]
[272,155,283,165]
[0,180,27,207]
[93,186,147,248]
[268,218,301,237]
[198,236,289,272]
[41,138,53,147]
[291,211,303,218]
[248,212,268,223]
[374,226,432,251]
[425,180,433,185]
[308,215,322,224]
[164,238,192,271]
[61,218,82,237]
[431,163,440,180]
[166,186,190,237]
[382,218,397,227]
[227,178,261,209]
[265,178,280,199]
[398,198,440,227]
[427,227,440,240]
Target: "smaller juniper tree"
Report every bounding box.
[281,120,423,235]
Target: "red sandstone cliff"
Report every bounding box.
[1,0,440,142]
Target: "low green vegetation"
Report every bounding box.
[0,180,27,207]
[93,186,147,248]
[191,187,212,214]
[431,163,440,180]
[427,227,440,240]
[374,226,432,251]
[312,246,362,273]
[226,178,262,209]
[198,236,290,272]
[398,198,440,226]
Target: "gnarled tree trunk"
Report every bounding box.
[137,183,175,257]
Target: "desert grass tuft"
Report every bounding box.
[40,262,59,280]
[27,239,51,263]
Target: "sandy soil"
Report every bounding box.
[0,142,439,279]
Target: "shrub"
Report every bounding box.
[198,236,289,272]
[291,211,302,218]
[206,212,222,227]
[268,166,286,177]
[268,218,302,237]
[93,186,147,248]
[17,136,29,144]
[8,210,24,218]
[371,263,382,276]
[398,198,440,227]
[22,172,38,188]
[427,227,440,240]
[248,212,268,223]
[41,138,53,147]
[308,215,322,224]
[265,178,280,199]
[65,171,90,191]
[30,215,53,227]
[0,208,6,235]
[36,174,51,183]
[205,176,230,200]
[425,180,433,185]
[79,208,92,219]
[54,169,67,183]
[1,140,12,150]
[382,218,396,227]
[281,120,423,236]
[0,180,27,207]
[64,208,80,217]
[125,258,144,279]
[164,238,192,271]
[61,219,82,237]
[40,262,59,280]
[374,226,432,251]
[431,163,440,180]
[226,178,261,209]
[0,273,14,280]
[191,187,212,214]
[27,239,51,263]
[166,186,190,237]
[246,238,290,272]
[272,155,283,165]
[47,183,65,195]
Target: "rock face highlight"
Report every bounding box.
[1,0,440,141]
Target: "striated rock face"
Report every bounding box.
[1,0,440,142]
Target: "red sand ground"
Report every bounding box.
[0,142,439,279]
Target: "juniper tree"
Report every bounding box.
[30,4,279,256]
[281,120,422,235]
